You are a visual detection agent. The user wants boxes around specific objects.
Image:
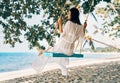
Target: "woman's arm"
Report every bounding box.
[83,21,87,33]
[58,17,63,33]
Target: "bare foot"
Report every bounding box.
[38,49,44,56]
[35,46,53,56]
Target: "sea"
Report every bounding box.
[0,52,119,73]
[0,52,37,73]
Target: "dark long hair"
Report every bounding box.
[69,7,82,25]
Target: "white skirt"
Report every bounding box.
[31,54,69,75]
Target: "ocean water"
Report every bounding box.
[0,52,38,73]
[0,52,119,73]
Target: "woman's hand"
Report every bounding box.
[58,17,62,25]
[83,21,87,29]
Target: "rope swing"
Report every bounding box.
[43,1,87,57]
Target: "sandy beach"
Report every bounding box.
[0,57,120,83]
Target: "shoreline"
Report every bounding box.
[82,52,120,54]
[0,57,120,82]
[0,51,119,54]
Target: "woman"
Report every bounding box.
[32,7,87,76]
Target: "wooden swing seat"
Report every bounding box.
[43,52,84,58]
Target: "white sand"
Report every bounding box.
[0,58,120,81]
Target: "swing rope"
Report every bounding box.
[75,0,94,53]
[84,35,120,50]
[85,0,94,22]
[57,0,68,33]
[46,2,66,51]
[92,38,120,50]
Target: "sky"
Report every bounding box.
[0,1,119,52]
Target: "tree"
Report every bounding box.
[0,0,111,50]
[95,0,120,38]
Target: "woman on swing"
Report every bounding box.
[32,7,87,76]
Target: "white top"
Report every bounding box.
[53,21,85,56]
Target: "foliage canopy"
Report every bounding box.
[1,0,117,50]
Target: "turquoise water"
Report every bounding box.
[0,52,119,73]
[0,52,37,73]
